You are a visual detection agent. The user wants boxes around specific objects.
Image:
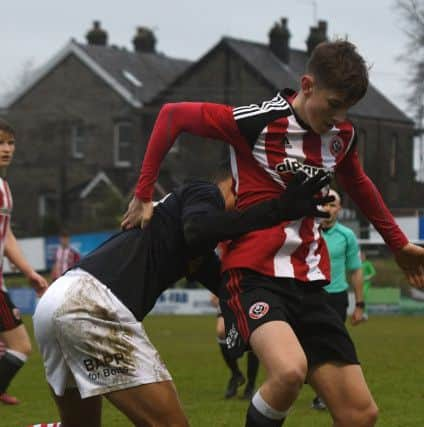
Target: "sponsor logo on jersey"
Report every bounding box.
[275,157,328,178]
[329,136,343,156]
[249,302,270,320]
[226,323,239,349]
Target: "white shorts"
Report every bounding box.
[33,269,172,398]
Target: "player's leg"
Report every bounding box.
[106,380,189,427]
[0,290,31,404]
[308,363,378,427]
[216,313,245,398]
[242,351,259,399]
[50,387,102,427]
[220,270,307,427]
[247,321,307,426]
[311,290,348,410]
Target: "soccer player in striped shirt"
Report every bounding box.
[0,119,48,405]
[32,165,330,427]
[122,40,424,427]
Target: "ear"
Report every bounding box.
[300,75,314,97]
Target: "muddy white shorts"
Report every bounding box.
[33,269,172,398]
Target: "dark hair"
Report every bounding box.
[0,118,15,136]
[210,158,232,184]
[59,228,70,237]
[307,40,369,104]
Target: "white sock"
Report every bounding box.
[6,349,28,363]
[252,390,289,420]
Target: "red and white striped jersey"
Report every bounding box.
[135,90,408,285]
[0,178,13,291]
[53,246,81,278]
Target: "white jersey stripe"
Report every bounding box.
[229,146,240,194]
[306,221,326,281]
[273,219,303,277]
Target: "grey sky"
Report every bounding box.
[1,0,421,170]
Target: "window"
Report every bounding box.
[114,122,134,167]
[357,129,366,166]
[38,193,57,218]
[71,123,85,159]
[389,133,398,178]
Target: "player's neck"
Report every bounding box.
[291,92,310,128]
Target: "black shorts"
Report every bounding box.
[326,290,348,322]
[219,269,359,369]
[0,290,23,332]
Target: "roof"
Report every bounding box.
[159,36,413,124]
[4,39,191,108]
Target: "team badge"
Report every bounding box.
[329,136,343,156]
[249,302,269,319]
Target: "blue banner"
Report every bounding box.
[8,288,37,315]
[419,216,424,240]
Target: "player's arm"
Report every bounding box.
[336,147,424,288]
[349,268,365,326]
[184,171,333,255]
[4,224,48,296]
[121,102,240,229]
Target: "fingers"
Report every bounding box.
[311,209,330,218]
[307,172,331,194]
[314,195,335,206]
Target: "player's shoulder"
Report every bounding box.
[178,180,223,204]
[334,222,357,240]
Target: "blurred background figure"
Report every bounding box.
[50,229,81,280]
[361,250,377,319]
[211,294,259,399]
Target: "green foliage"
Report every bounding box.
[5,315,424,427]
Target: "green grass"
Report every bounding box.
[5,315,424,426]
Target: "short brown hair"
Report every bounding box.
[0,118,15,136]
[307,40,369,104]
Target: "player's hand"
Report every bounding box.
[121,197,154,229]
[28,271,48,297]
[350,307,364,326]
[394,243,424,289]
[278,171,334,221]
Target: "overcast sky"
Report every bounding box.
[1,0,421,170]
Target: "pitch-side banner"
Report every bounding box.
[151,289,216,315]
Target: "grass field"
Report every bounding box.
[4,315,424,427]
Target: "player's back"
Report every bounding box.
[77,180,223,320]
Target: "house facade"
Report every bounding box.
[2,22,190,235]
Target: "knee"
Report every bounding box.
[335,400,379,427]
[270,362,307,392]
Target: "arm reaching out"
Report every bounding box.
[337,147,424,288]
[5,225,48,296]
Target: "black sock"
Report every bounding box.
[0,351,25,393]
[218,340,241,376]
[246,402,286,427]
[246,352,259,387]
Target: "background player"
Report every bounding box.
[123,40,424,427]
[50,229,81,281]
[33,167,331,427]
[0,119,48,405]
[211,293,259,399]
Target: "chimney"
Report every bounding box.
[269,17,291,64]
[306,20,328,55]
[132,27,156,53]
[86,21,108,46]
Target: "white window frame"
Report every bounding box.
[71,123,85,159]
[114,122,133,167]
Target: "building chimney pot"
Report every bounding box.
[306,20,328,55]
[132,27,156,53]
[268,17,291,64]
[86,20,108,46]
